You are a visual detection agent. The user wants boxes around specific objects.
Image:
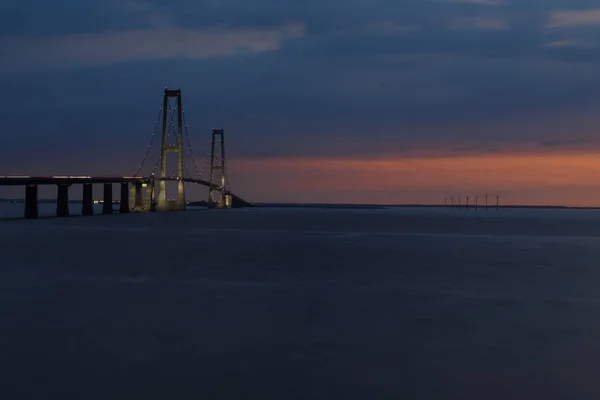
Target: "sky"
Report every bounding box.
[2,0,600,205]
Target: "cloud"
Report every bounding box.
[449,17,508,30]
[539,138,592,148]
[453,0,501,5]
[114,0,154,12]
[542,40,576,47]
[432,0,501,5]
[0,23,305,70]
[366,21,422,35]
[548,9,600,28]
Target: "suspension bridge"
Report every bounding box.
[0,88,252,218]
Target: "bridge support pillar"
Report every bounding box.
[120,183,129,213]
[130,182,143,212]
[24,184,38,219]
[56,184,69,217]
[148,178,156,212]
[103,183,113,214]
[142,178,156,211]
[177,179,186,211]
[82,183,93,215]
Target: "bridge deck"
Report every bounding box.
[0,176,245,202]
[0,176,148,186]
[0,176,223,188]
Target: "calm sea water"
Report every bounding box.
[2,205,600,399]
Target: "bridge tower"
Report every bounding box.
[208,128,231,208]
[157,88,186,211]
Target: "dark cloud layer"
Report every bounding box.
[2,0,600,173]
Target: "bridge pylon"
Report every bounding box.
[208,128,231,208]
[157,88,186,211]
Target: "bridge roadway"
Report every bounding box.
[160,177,251,206]
[0,175,227,192]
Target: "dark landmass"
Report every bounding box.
[230,195,254,208]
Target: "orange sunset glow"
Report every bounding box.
[230,150,600,206]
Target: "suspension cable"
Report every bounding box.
[151,98,176,176]
[181,108,202,180]
[200,134,212,180]
[134,99,164,176]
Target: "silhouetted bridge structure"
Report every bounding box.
[0,88,252,218]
